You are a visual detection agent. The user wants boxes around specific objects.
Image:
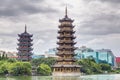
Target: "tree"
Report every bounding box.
[0,61,9,75]
[100,63,111,71]
[32,57,56,67]
[9,62,32,76]
[77,58,102,74]
[37,63,51,76]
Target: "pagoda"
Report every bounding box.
[52,7,81,76]
[17,25,33,61]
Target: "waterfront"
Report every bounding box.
[0,74,120,80]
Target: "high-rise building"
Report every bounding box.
[17,25,33,61]
[75,47,115,66]
[52,7,80,76]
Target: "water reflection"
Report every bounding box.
[0,76,32,80]
[52,76,78,80]
[0,74,120,80]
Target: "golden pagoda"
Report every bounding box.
[52,7,80,76]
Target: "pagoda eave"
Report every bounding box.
[59,18,74,23]
[57,47,76,50]
[17,43,33,46]
[57,42,76,45]
[18,39,33,42]
[58,30,75,33]
[57,36,76,39]
[59,25,75,28]
[56,53,75,56]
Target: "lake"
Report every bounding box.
[0,74,120,80]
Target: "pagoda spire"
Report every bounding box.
[25,24,27,33]
[65,5,68,18]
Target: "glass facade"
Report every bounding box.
[75,47,115,66]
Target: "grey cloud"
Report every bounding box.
[78,13,120,35]
[99,0,120,3]
[0,0,58,17]
[84,0,120,3]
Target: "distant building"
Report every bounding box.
[6,51,18,58]
[17,25,33,61]
[75,46,94,59]
[0,50,18,59]
[32,54,45,59]
[44,53,58,58]
[116,57,120,68]
[45,48,57,54]
[75,46,115,66]
[44,48,58,58]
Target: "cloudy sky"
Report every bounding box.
[0,0,120,56]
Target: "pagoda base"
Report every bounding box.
[52,72,80,76]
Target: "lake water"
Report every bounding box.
[0,74,120,80]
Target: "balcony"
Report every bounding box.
[17,47,33,51]
[57,35,76,39]
[57,40,76,44]
[17,43,33,46]
[57,58,76,62]
[18,38,33,42]
[57,46,76,50]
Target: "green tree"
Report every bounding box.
[100,63,111,71]
[9,62,32,76]
[37,63,51,76]
[32,57,56,67]
[7,58,17,63]
[77,58,102,74]
[0,61,10,75]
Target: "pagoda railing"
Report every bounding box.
[59,28,73,31]
[57,51,74,54]
[17,43,33,46]
[17,48,33,51]
[57,40,76,43]
[59,25,74,28]
[59,24,72,26]
[18,39,33,41]
[57,58,76,61]
[58,35,76,38]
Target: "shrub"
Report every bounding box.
[37,63,51,76]
[9,62,31,76]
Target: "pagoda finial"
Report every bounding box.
[65,5,68,18]
[25,24,27,33]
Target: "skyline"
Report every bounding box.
[0,0,120,56]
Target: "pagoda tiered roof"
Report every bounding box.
[59,17,74,22]
[17,25,33,61]
[57,58,76,62]
[56,52,75,56]
[18,38,33,41]
[57,35,76,39]
[17,47,33,51]
[57,40,76,44]
[18,52,33,56]
[18,33,33,37]
[59,25,75,28]
[17,43,33,46]
[58,30,75,33]
[18,26,33,37]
